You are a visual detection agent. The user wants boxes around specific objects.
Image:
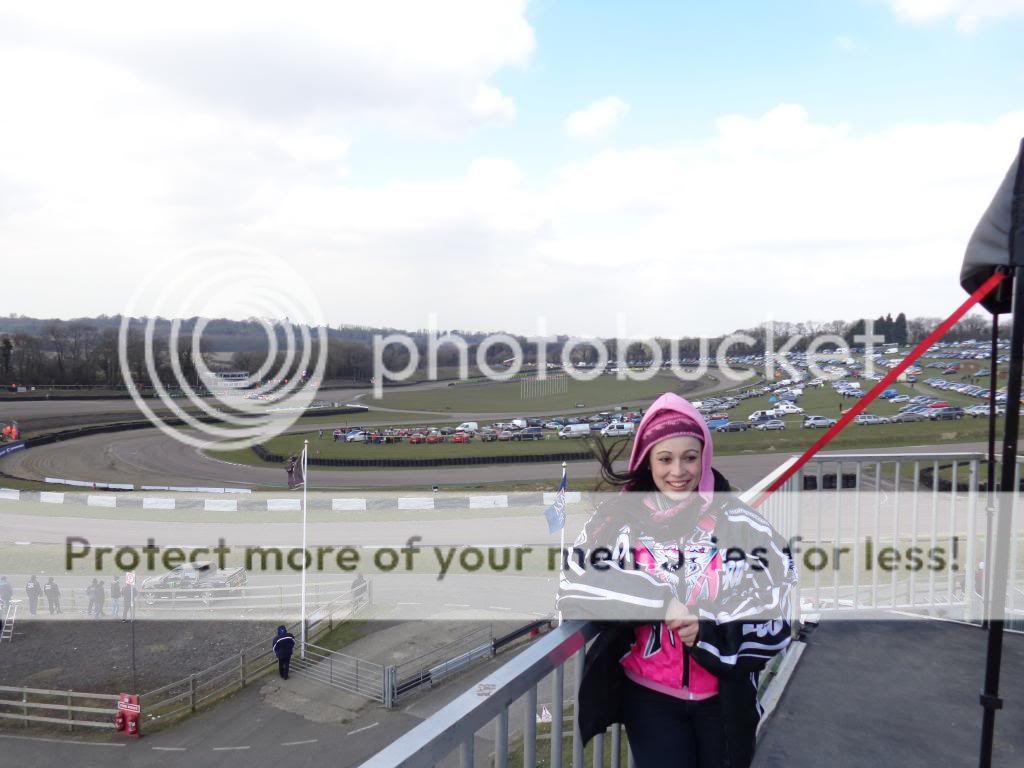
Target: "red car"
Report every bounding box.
[927,401,950,409]
[408,433,426,444]
[426,433,444,444]
[451,432,472,444]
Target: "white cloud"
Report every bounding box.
[2,5,1023,339]
[471,84,517,121]
[564,97,630,140]
[0,1,532,127]
[886,0,1024,30]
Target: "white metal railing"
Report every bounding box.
[357,450,1024,767]
[757,452,1023,624]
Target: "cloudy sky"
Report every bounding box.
[3,0,1024,339]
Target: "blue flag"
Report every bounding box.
[544,471,568,533]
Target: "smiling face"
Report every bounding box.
[648,436,703,501]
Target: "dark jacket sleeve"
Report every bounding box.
[691,501,797,676]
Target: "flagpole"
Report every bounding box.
[558,461,566,627]
[300,439,308,659]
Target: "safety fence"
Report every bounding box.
[138,579,371,728]
[0,686,119,731]
[754,452,1024,626]
[291,644,388,704]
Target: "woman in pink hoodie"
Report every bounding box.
[559,393,797,767]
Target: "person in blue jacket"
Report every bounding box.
[273,625,296,679]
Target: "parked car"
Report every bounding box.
[802,416,836,429]
[450,432,472,443]
[716,421,750,432]
[426,432,444,444]
[479,429,499,441]
[601,422,635,438]
[345,430,367,443]
[754,419,786,431]
[497,430,514,441]
[928,406,965,421]
[926,401,950,409]
[408,433,426,444]
[773,403,804,415]
[512,427,545,441]
[855,414,891,425]
[890,411,927,423]
[559,424,591,439]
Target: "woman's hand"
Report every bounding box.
[665,597,699,647]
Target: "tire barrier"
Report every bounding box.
[18,406,370,450]
[254,446,593,469]
[0,440,26,459]
[916,464,1022,493]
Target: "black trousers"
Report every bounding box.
[622,679,726,768]
[278,655,291,679]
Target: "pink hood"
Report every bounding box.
[628,392,715,509]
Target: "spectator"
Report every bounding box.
[110,576,122,619]
[94,580,106,618]
[560,393,796,768]
[86,578,99,615]
[121,582,135,623]
[43,577,62,615]
[273,625,296,680]
[25,575,41,616]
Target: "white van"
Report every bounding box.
[747,410,774,422]
[558,424,591,439]
[510,418,528,431]
[601,422,635,438]
[456,422,479,433]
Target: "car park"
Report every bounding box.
[928,406,964,421]
[559,424,591,439]
[802,416,836,429]
[754,419,786,431]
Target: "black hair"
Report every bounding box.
[589,437,657,493]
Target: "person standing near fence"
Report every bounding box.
[121,581,134,623]
[273,625,295,679]
[43,577,62,615]
[94,580,106,618]
[110,576,122,618]
[86,578,98,616]
[25,575,41,616]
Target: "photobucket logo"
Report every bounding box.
[371,315,887,396]
[117,246,327,450]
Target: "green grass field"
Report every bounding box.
[362,371,709,413]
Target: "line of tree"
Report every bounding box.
[0,311,1007,387]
